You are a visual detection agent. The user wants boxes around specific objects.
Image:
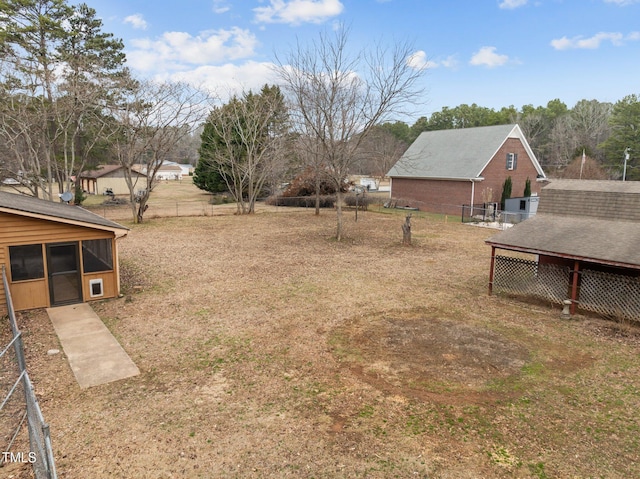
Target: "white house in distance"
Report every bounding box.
[135,161,193,181]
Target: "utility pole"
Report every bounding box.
[623,148,630,181]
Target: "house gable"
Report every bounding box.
[477,137,544,204]
[388,124,545,180]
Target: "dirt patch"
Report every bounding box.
[332,309,530,404]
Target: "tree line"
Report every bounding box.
[0,0,209,223]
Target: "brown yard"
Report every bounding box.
[6,180,640,478]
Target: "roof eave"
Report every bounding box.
[389,175,484,181]
[485,240,640,270]
[0,207,129,237]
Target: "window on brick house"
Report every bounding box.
[506,153,518,170]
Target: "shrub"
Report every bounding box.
[265,195,335,208]
[343,194,373,210]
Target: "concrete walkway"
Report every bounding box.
[46,303,140,389]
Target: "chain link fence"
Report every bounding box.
[462,204,525,227]
[1,265,57,478]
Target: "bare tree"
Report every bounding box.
[0,0,70,199]
[353,126,408,187]
[110,80,211,223]
[547,101,611,170]
[199,85,289,214]
[275,27,425,240]
[0,91,50,196]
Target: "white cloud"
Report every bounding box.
[254,0,344,25]
[407,51,458,70]
[406,51,436,70]
[498,0,528,9]
[212,0,230,14]
[550,32,632,50]
[126,28,259,73]
[604,0,640,5]
[469,46,509,67]
[123,14,148,30]
[440,55,459,69]
[161,61,279,98]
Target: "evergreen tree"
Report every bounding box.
[500,176,512,210]
[600,94,640,180]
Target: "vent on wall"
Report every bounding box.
[89,279,104,298]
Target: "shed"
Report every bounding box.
[387,124,546,215]
[486,180,640,320]
[79,164,147,196]
[0,191,129,313]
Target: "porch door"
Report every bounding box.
[47,242,82,306]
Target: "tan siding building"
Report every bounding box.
[0,192,128,313]
[79,165,147,196]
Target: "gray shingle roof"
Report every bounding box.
[487,180,640,268]
[387,124,544,179]
[0,191,129,233]
[538,179,640,221]
[79,164,123,179]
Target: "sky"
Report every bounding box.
[86,0,640,123]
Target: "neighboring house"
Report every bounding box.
[0,191,129,313]
[486,180,640,320]
[135,161,184,181]
[178,163,194,177]
[387,124,546,215]
[79,165,147,196]
[156,163,183,181]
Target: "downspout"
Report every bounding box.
[470,179,475,216]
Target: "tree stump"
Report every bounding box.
[402,213,412,245]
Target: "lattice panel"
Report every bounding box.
[579,269,640,322]
[494,256,570,304]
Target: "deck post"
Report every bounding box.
[570,260,580,315]
[488,246,496,295]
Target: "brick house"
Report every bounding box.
[387,124,547,215]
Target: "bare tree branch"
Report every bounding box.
[275,27,425,240]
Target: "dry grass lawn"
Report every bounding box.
[6,181,640,478]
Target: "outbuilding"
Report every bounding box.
[486,180,640,320]
[0,191,129,313]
